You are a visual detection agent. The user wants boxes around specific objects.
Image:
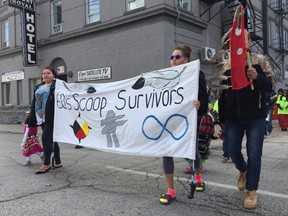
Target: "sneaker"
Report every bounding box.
[244,190,257,209]
[23,160,32,166]
[237,171,246,191]
[195,174,205,192]
[183,166,193,174]
[183,166,204,174]
[221,157,231,163]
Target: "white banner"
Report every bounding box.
[54,60,200,159]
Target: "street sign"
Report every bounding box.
[8,0,35,11]
[8,0,37,67]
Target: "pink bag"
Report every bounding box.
[22,135,43,157]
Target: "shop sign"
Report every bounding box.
[78,67,112,82]
[2,70,24,82]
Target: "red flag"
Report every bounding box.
[230,6,252,90]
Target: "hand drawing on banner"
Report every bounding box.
[70,113,92,143]
[132,66,187,90]
[101,110,128,148]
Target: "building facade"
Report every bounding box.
[0,0,287,123]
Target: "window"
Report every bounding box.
[29,78,41,104]
[247,9,253,32]
[51,0,62,34]
[2,19,9,48]
[274,0,288,10]
[127,0,144,11]
[86,0,100,24]
[178,0,191,11]
[1,82,11,105]
[284,31,287,48]
[282,0,288,9]
[17,80,23,105]
[273,33,280,50]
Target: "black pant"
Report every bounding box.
[41,123,61,166]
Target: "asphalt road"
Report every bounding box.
[0,121,287,216]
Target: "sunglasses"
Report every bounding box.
[170,54,184,60]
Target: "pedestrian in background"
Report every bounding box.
[265,89,276,135]
[276,89,288,131]
[28,66,62,174]
[218,71,231,163]
[208,89,218,111]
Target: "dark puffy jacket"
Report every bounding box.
[198,71,208,117]
[219,64,273,121]
[28,80,56,127]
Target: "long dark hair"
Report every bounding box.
[43,66,58,78]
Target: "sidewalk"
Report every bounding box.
[0,123,23,134]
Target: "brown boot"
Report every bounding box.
[244,190,258,209]
[237,171,246,191]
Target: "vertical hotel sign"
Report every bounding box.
[8,0,37,66]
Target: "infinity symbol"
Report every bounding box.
[142,114,189,140]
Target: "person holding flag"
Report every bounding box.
[218,0,276,209]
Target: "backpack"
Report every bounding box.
[198,114,215,136]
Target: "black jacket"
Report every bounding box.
[219,64,272,121]
[28,79,56,127]
[198,71,208,117]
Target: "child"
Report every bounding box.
[21,110,44,166]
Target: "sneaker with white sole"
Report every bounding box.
[221,157,231,163]
[244,190,257,209]
[183,166,204,174]
[23,160,32,166]
[237,171,246,191]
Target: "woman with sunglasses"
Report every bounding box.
[159,46,209,205]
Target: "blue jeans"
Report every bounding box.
[225,118,265,191]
